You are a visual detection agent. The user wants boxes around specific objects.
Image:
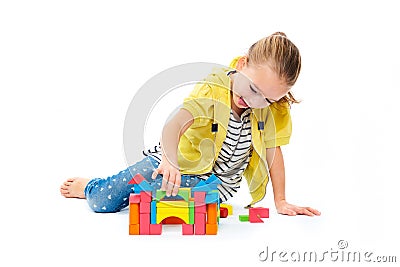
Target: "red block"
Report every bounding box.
[194,213,206,235]
[139,213,150,234]
[220,207,228,218]
[195,203,206,213]
[140,202,151,214]
[194,191,206,203]
[129,193,141,204]
[140,191,152,203]
[149,224,162,235]
[249,207,269,223]
[182,224,194,235]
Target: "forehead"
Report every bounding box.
[245,65,289,97]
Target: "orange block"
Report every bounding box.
[206,223,218,235]
[129,203,139,224]
[129,224,140,235]
[207,203,217,224]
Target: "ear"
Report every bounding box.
[236,56,248,70]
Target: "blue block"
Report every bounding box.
[151,200,157,224]
[133,181,154,194]
[205,192,219,204]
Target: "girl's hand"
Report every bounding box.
[152,159,181,197]
[275,199,321,216]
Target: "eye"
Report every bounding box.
[249,84,258,94]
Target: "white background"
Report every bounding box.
[1,0,399,266]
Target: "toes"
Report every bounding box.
[66,178,76,182]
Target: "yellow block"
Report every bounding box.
[157,207,189,214]
[157,200,188,208]
[157,213,189,224]
[220,204,233,215]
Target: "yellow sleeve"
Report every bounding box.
[264,102,292,148]
[181,83,214,128]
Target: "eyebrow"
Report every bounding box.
[249,83,279,102]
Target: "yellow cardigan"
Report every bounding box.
[178,57,292,205]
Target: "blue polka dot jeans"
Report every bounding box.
[84,156,202,213]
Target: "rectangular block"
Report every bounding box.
[129,193,141,204]
[195,213,206,235]
[239,215,249,222]
[207,203,218,224]
[194,191,206,203]
[156,200,188,208]
[129,203,139,224]
[140,202,151,214]
[129,224,140,235]
[156,207,189,214]
[139,213,150,234]
[206,223,218,235]
[151,201,157,224]
[182,224,194,235]
[140,191,152,203]
[250,207,269,218]
[219,207,229,218]
[249,207,269,223]
[149,224,162,235]
[189,206,194,224]
[195,203,206,213]
[205,192,219,204]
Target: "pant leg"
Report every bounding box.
[84,156,162,213]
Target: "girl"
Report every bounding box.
[60,32,320,216]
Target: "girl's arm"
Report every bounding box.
[152,108,194,197]
[266,146,321,216]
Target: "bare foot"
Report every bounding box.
[60,178,90,199]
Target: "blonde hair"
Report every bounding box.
[247,32,301,105]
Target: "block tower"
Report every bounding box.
[128,173,224,235]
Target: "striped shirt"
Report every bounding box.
[143,108,253,202]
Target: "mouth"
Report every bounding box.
[238,96,249,108]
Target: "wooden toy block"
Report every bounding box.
[129,193,141,204]
[205,191,219,204]
[220,203,233,215]
[156,200,188,208]
[161,217,185,224]
[140,191,152,203]
[182,224,194,235]
[155,188,189,201]
[206,223,218,235]
[149,224,162,235]
[151,201,157,224]
[207,203,218,224]
[129,203,139,224]
[177,188,190,201]
[250,207,269,218]
[157,213,189,224]
[129,224,140,235]
[194,203,206,213]
[189,206,194,224]
[140,202,151,214]
[194,191,206,203]
[219,207,229,218]
[134,182,154,193]
[139,213,150,234]
[128,173,145,184]
[239,215,249,222]
[249,207,269,223]
[156,207,189,214]
[194,213,206,235]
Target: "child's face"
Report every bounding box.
[231,60,289,109]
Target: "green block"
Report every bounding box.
[239,215,249,222]
[189,206,194,224]
[155,188,190,201]
[156,190,166,201]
